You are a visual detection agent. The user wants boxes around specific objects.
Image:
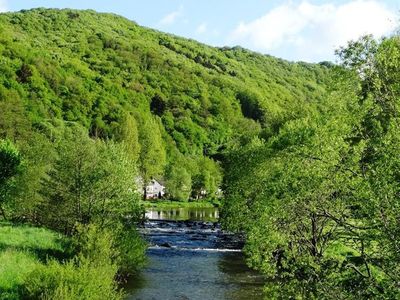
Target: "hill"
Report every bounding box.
[0,8,330,200]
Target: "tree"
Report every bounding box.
[115,113,141,164]
[11,130,56,223]
[165,161,192,202]
[0,139,22,219]
[222,34,400,298]
[0,90,31,141]
[192,157,222,199]
[223,96,365,298]
[338,35,400,296]
[138,115,166,198]
[40,125,141,233]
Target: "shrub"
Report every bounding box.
[24,224,123,300]
[113,224,147,277]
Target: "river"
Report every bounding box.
[126,207,265,300]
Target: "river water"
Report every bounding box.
[126,207,265,300]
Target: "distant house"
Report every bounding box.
[145,179,166,199]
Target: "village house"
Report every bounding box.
[145,179,166,199]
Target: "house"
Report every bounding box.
[145,179,166,199]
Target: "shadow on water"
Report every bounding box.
[125,207,265,300]
[217,253,265,300]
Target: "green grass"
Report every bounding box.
[0,249,43,298]
[0,222,65,252]
[0,222,69,299]
[325,241,359,263]
[140,199,220,209]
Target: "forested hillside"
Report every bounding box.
[0,8,329,201]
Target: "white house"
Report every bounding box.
[145,179,166,199]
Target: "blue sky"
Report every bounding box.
[1,0,398,62]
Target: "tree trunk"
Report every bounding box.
[311,212,318,257]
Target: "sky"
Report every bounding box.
[1,0,398,62]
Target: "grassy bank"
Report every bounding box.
[0,222,69,299]
[0,222,146,300]
[140,199,220,209]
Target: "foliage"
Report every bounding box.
[0,8,329,201]
[0,222,69,299]
[222,34,400,299]
[0,7,343,298]
[39,125,141,234]
[9,131,56,223]
[165,159,192,201]
[0,140,21,184]
[24,224,123,300]
[192,156,223,199]
[0,139,22,220]
[138,115,166,189]
[115,113,141,164]
[112,223,147,276]
[0,222,145,300]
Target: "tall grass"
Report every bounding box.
[0,222,146,299]
[24,224,123,300]
[0,222,66,299]
[0,249,42,299]
[0,222,67,255]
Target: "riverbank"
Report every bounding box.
[0,222,69,298]
[140,199,220,209]
[0,221,146,300]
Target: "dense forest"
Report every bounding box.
[0,7,398,300]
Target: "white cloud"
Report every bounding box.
[229,0,396,62]
[0,0,8,12]
[196,22,208,34]
[159,5,183,26]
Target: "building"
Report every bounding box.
[145,179,166,199]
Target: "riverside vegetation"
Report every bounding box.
[0,7,398,300]
[222,35,400,298]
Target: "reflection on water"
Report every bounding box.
[126,207,265,300]
[145,207,219,222]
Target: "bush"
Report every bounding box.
[113,224,147,277]
[23,222,147,299]
[24,224,123,300]
[25,259,122,300]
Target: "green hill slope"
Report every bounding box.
[0,8,330,200]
